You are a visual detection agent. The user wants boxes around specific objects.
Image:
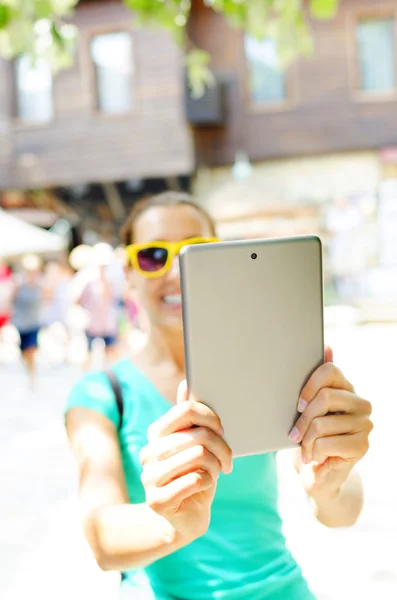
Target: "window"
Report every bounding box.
[15,55,53,123]
[356,18,395,92]
[244,36,286,105]
[91,32,133,114]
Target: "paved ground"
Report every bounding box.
[279,323,397,599]
[1,324,396,599]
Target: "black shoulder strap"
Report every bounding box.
[103,369,123,429]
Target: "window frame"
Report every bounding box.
[84,25,136,118]
[348,7,397,103]
[12,55,55,129]
[241,32,298,114]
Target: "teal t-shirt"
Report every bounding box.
[66,359,315,600]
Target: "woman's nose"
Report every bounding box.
[168,255,180,278]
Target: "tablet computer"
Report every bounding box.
[179,235,324,457]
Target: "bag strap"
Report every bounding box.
[103,369,123,429]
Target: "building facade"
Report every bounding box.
[189,0,397,167]
[1,0,397,274]
[186,0,397,291]
[0,0,193,192]
[187,0,397,212]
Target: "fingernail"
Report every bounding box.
[218,426,225,437]
[288,426,301,443]
[302,454,310,465]
[297,398,308,413]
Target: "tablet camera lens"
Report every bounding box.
[251,253,257,260]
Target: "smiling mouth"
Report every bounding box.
[162,294,182,306]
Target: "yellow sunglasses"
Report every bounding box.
[125,236,219,278]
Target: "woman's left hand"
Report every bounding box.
[289,347,373,500]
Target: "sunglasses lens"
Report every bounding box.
[137,247,168,272]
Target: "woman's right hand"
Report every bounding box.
[139,381,233,542]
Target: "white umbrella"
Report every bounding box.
[0,209,68,260]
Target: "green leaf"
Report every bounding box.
[124,0,189,45]
[50,0,78,15]
[0,5,10,29]
[123,0,157,18]
[294,12,313,56]
[51,22,63,44]
[274,0,302,22]
[186,48,209,68]
[186,48,214,98]
[246,0,270,39]
[0,0,342,92]
[0,16,34,57]
[34,0,54,19]
[310,0,339,20]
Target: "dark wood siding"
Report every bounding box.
[0,0,193,190]
[2,0,397,187]
[190,0,397,166]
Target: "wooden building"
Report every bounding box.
[1,0,397,243]
[0,0,193,192]
[188,0,397,166]
[186,0,397,248]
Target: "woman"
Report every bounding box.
[12,254,43,388]
[66,192,373,599]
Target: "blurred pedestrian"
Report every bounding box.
[74,243,124,370]
[69,244,93,275]
[40,260,74,363]
[12,254,43,389]
[114,244,148,351]
[41,260,73,329]
[66,192,372,600]
[0,261,13,343]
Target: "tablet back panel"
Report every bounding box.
[180,236,324,456]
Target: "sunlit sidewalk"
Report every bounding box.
[1,323,396,599]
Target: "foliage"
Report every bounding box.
[0,0,339,95]
[0,1,78,69]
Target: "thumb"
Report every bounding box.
[177,379,188,404]
[324,345,334,363]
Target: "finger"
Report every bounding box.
[141,444,222,488]
[300,414,370,464]
[177,380,188,404]
[147,400,224,441]
[290,389,371,443]
[312,432,370,465]
[324,345,333,363]
[146,470,214,516]
[140,427,233,474]
[298,363,355,413]
[177,381,201,405]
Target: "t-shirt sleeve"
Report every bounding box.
[66,371,120,428]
